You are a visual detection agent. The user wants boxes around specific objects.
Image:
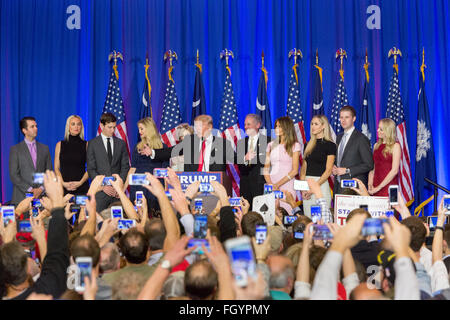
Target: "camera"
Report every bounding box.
[102,176,115,186]
[388,185,399,205]
[32,173,45,185]
[341,179,357,189]
[153,168,168,178]
[293,222,305,239]
[129,174,149,186]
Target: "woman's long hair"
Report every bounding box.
[303,115,333,159]
[136,117,163,151]
[64,115,85,141]
[374,118,396,157]
[273,116,298,157]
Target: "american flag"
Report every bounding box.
[329,75,349,141]
[286,64,306,165]
[386,68,414,205]
[218,66,241,196]
[160,71,182,147]
[98,69,130,156]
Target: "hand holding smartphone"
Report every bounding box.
[224,236,257,287]
[388,185,399,206]
[255,224,267,244]
[75,257,93,293]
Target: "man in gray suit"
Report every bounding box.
[332,105,374,195]
[87,113,130,212]
[9,116,52,205]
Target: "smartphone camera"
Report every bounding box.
[32,198,42,208]
[199,183,214,193]
[194,214,208,239]
[135,191,144,207]
[294,180,310,191]
[361,218,388,236]
[153,168,168,178]
[293,223,305,239]
[310,224,333,240]
[32,173,45,185]
[111,206,123,219]
[310,205,322,223]
[129,174,149,186]
[274,190,284,199]
[264,184,273,195]
[443,196,450,214]
[194,198,203,213]
[75,195,90,206]
[2,206,15,226]
[165,191,172,201]
[18,220,32,233]
[388,185,399,205]
[283,215,297,226]
[102,176,115,186]
[118,219,136,230]
[75,257,92,292]
[187,238,210,254]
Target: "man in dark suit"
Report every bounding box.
[9,116,52,205]
[87,113,130,212]
[236,114,270,209]
[332,105,374,195]
[150,115,235,173]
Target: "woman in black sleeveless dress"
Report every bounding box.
[55,115,89,195]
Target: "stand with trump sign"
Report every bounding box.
[334,194,390,226]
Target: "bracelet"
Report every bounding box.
[435,226,444,232]
[286,174,292,180]
[185,196,193,204]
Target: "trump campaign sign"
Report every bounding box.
[172,172,222,191]
[334,195,390,226]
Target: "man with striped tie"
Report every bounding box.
[332,106,373,195]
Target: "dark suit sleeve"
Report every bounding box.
[9,145,30,193]
[86,139,99,179]
[44,145,52,170]
[349,134,374,177]
[153,146,175,161]
[119,142,130,182]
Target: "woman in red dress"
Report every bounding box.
[368,118,401,196]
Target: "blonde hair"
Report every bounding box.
[176,123,194,141]
[304,115,333,158]
[64,115,85,141]
[273,116,298,157]
[374,118,397,157]
[136,117,163,151]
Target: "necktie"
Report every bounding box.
[107,137,113,165]
[337,133,347,167]
[197,139,206,171]
[30,142,37,168]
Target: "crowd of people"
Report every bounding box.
[0,105,449,300]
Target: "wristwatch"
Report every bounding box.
[345,168,350,175]
[161,259,172,270]
[435,226,444,232]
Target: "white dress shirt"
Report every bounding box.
[199,134,214,172]
[337,126,355,162]
[101,133,114,156]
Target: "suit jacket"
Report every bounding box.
[9,140,52,204]
[87,135,130,183]
[334,128,374,194]
[154,134,235,173]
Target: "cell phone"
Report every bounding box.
[385,210,394,218]
[153,168,168,178]
[361,218,388,236]
[310,224,334,240]
[199,183,214,193]
[224,236,257,287]
[32,173,45,185]
[194,198,203,213]
[165,190,172,201]
[32,207,39,217]
[129,174,149,186]
[359,204,368,211]
[273,190,284,199]
[2,206,15,226]
[187,238,210,254]
[341,179,357,189]
[118,219,136,230]
[255,224,267,244]
[229,197,241,207]
[194,214,208,239]
[443,195,450,214]
[25,192,34,198]
[427,216,449,230]
[294,180,310,191]
[283,215,298,226]
[135,191,144,207]
[32,198,42,208]
[18,220,32,233]
[75,257,92,293]
[293,223,305,239]
[264,184,273,195]
[111,206,123,219]
[310,205,322,224]
[388,185,399,205]
[75,195,90,206]
[102,176,115,186]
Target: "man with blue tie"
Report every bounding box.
[9,116,52,205]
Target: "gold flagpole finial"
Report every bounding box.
[196,49,199,65]
[364,49,370,83]
[335,48,347,80]
[388,47,402,74]
[108,51,123,80]
[261,50,265,69]
[315,49,319,66]
[164,50,178,81]
[220,49,234,67]
[288,48,303,66]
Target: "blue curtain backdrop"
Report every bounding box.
[1,0,449,213]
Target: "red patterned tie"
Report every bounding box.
[197,140,206,171]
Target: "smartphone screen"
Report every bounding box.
[311,224,333,240]
[443,196,450,211]
[25,192,34,198]
[341,179,357,188]
[274,190,284,199]
[389,186,398,204]
[194,198,203,213]
[199,183,213,193]
[361,218,387,236]
[2,207,15,226]
[153,168,168,178]
[118,219,136,230]
[187,238,210,254]
[310,205,322,223]
[75,195,89,206]
[32,199,42,208]
[135,191,144,206]
[283,215,297,226]
[194,214,208,239]
[225,237,257,287]
[294,180,310,191]
[130,174,148,186]
[76,258,92,290]
[111,207,123,219]
[32,207,39,217]
[102,176,115,186]
[32,173,45,185]
[19,220,32,233]
[255,224,267,244]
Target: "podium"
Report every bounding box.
[169,171,233,215]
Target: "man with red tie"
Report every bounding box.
[150,115,234,173]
